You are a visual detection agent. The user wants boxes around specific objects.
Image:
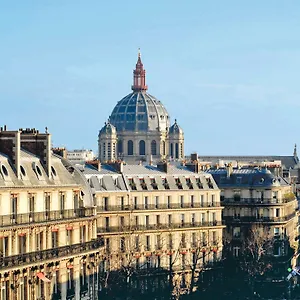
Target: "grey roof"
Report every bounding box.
[109,92,170,132]
[169,120,183,135]
[207,168,290,188]
[198,155,299,170]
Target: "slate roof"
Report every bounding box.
[207,168,290,188]
[198,155,299,170]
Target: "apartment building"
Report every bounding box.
[207,165,298,268]
[0,128,102,300]
[84,160,225,294]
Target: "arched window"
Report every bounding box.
[170,143,174,158]
[162,141,166,156]
[117,140,123,154]
[180,143,183,158]
[128,140,134,155]
[151,140,157,155]
[175,143,179,159]
[139,140,146,155]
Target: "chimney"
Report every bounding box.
[107,160,124,173]
[52,147,67,159]
[157,161,168,173]
[86,159,102,172]
[20,128,52,176]
[190,153,198,162]
[186,161,200,173]
[226,163,233,178]
[0,129,21,179]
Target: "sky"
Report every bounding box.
[0,0,300,156]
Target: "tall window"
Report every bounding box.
[11,194,18,219]
[175,143,179,159]
[128,140,134,155]
[139,140,146,155]
[162,141,166,156]
[29,194,35,218]
[170,143,174,158]
[117,140,123,155]
[151,140,157,155]
[45,193,50,215]
[59,192,65,214]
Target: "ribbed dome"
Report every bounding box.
[109,92,170,132]
[99,121,117,136]
[169,120,183,135]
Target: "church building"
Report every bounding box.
[98,51,184,164]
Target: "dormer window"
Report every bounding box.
[150,178,158,190]
[175,178,183,190]
[140,178,147,190]
[128,178,137,190]
[1,164,8,177]
[196,178,203,189]
[186,178,193,189]
[206,177,214,189]
[162,178,170,190]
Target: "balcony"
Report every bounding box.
[223,213,296,224]
[0,208,96,228]
[222,197,296,206]
[0,238,104,270]
[97,202,221,212]
[98,221,224,233]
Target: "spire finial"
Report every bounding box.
[132,49,148,92]
[294,143,297,157]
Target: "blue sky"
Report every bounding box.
[1,1,300,155]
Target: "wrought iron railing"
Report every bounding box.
[222,197,296,205]
[0,208,96,227]
[98,221,224,233]
[98,202,221,212]
[0,238,104,270]
[223,213,296,223]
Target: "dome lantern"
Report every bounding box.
[131,49,148,92]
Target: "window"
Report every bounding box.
[275,208,280,217]
[144,196,148,208]
[128,140,134,155]
[274,227,280,236]
[66,229,73,245]
[105,217,109,230]
[233,227,240,238]
[0,237,9,257]
[175,143,179,159]
[135,236,139,250]
[168,214,172,226]
[191,213,195,225]
[1,165,8,176]
[52,231,59,248]
[117,140,123,155]
[155,196,159,208]
[59,192,65,214]
[20,165,26,177]
[11,194,17,219]
[181,214,185,226]
[120,237,125,252]
[146,236,150,251]
[145,215,149,228]
[170,143,174,158]
[191,195,194,207]
[233,246,240,257]
[151,140,157,155]
[200,195,204,206]
[19,234,26,254]
[156,215,160,226]
[134,197,138,209]
[162,141,166,156]
[180,195,184,208]
[139,140,146,155]
[167,195,171,208]
[192,233,196,247]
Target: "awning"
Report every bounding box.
[37,272,51,283]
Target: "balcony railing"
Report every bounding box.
[0,238,104,270]
[222,197,296,205]
[98,202,221,212]
[0,208,96,227]
[223,213,296,224]
[99,221,224,233]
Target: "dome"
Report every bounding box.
[99,121,117,136]
[169,119,183,135]
[109,92,170,132]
